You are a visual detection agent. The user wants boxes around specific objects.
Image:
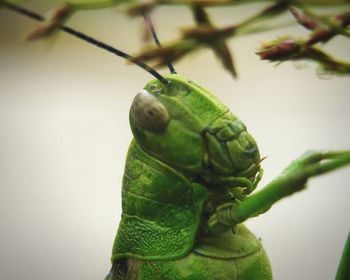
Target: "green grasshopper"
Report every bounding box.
[3,2,350,280]
[104,75,350,280]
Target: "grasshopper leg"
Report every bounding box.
[206,150,350,234]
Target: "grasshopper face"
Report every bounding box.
[130,74,261,184]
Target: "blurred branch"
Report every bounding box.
[1,1,170,83]
[135,2,350,76]
[2,0,350,77]
[127,0,350,15]
[256,37,350,74]
[133,1,291,73]
[257,7,350,75]
[191,5,237,77]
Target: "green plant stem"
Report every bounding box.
[336,232,350,280]
[233,151,350,223]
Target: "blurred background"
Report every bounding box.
[1,1,349,280]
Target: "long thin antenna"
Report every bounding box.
[2,2,169,85]
[142,12,177,74]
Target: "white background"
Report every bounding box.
[1,2,349,279]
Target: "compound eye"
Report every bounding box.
[131,89,170,133]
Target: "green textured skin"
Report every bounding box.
[111,223,272,279]
[112,140,207,261]
[109,74,272,279]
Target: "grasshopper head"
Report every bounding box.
[129,74,261,184]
